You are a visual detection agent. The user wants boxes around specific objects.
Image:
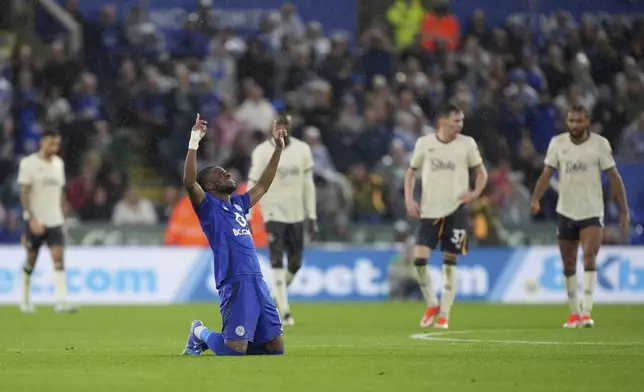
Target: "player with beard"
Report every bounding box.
[248,114,317,327]
[530,105,630,328]
[181,114,287,356]
[18,130,77,314]
[404,104,488,329]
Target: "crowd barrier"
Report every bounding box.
[0,245,643,304]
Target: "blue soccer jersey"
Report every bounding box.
[193,192,263,288]
[193,192,282,343]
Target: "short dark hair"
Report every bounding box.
[568,105,589,117]
[196,166,215,189]
[41,130,61,138]
[437,104,462,119]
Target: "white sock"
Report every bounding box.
[564,274,580,314]
[285,270,295,287]
[22,270,32,306]
[194,325,207,340]
[271,268,289,315]
[440,264,457,317]
[414,264,438,307]
[582,270,597,316]
[53,269,67,305]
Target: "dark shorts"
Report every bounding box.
[22,224,64,251]
[416,205,469,255]
[219,276,283,344]
[557,214,603,241]
[265,221,305,257]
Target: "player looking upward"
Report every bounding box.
[530,105,630,328]
[182,114,286,356]
[18,130,77,314]
[404,104,488,329]
[248,114,318,327]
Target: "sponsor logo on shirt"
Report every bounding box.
[564,160,588,173]
[430,158,456,171]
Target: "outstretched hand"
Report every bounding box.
[192,113,208,138]
[272,120,287,148]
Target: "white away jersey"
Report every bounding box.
[544,133,615,220]
[248,137,316,223]
[17,153,66,227]
[410,134,483,218]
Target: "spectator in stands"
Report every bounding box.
[40,40,78,98]
[466,9,492,50]
[67,166,96,213]
[591,84,626,150]
[374,140,407,220]
[125,5,166,60]
[79,186,112,222]
[112,187,158,226]
[302,126,335,178]
[71,72,104,122]
[156,186,180,223]
[527,90,560,155]
[348,162,385,221]
[237,38,276,99]
[180,13,209,60]
[619,113,644,160]
[0,208,20,244]
[279,3,305,40]
[421,0,459,52]
[45,85,72,128]
[202,39,237,100]
[304,22,331,63]
[235,79,276,133]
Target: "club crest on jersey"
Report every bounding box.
[234,204,243,212]
[235,325,245,336]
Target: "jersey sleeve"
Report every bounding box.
[17,158,34,185]
[303,143,314,173]
[409,138,425,169]
[467,138,483,168]
[234,193,252,215]
[193,192,215,221]
[544,139,559,169]
[598,137,616,171]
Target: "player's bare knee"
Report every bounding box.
[225,340,248,354]
[443,253,458,265]
[563,261,577,277]
[266,336,284,353]
[413,245,430,261]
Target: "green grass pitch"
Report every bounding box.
[1,303,644,391]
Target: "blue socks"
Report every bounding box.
[202,329,244,356]
[200,327,284,356]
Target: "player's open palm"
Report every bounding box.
[272,120,287,148]
[406,200,420,218]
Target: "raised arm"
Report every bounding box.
[248,121,286,208]
[183,114,208,207]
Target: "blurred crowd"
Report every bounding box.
[1,1,643,244]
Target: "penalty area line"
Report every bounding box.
[409,330,644,346]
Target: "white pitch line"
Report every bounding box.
[409,330,644,346]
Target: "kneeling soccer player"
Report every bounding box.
[181,114,286,356]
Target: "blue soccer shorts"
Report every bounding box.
[218,276,283,345]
